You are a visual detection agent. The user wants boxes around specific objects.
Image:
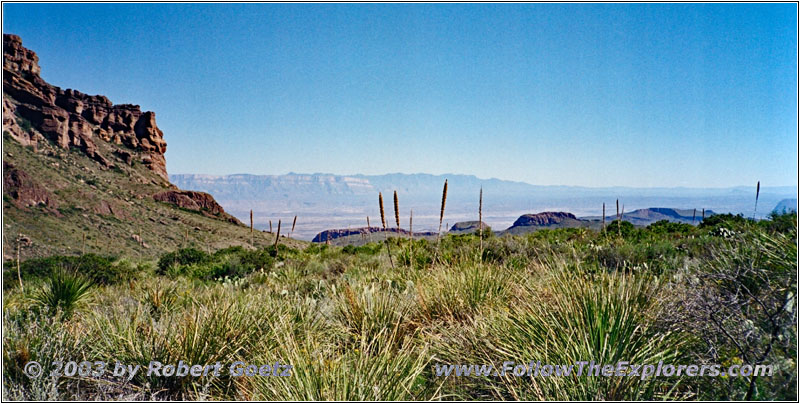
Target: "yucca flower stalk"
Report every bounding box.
[409,209,414,267]
[393,190,400,232]
[274,219,281,248]
[290,215,297,238]
[437,180,448,239]
[753,181,761,220]
[602,202,606,233]
[433,179,448,265]
[379,193,387,229]
[479,187,483,258]
[379,192,394,268]
[409,210,413,240]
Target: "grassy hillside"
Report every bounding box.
[3,134,305,260]
[3,212,796,400]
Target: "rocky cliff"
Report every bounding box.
[2,34,279,259]
[3,34,167,179]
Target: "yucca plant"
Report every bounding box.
[34,270,94,320]
[416,263,510,323]
[139,282,179,320]
[335,283,415,350]
[250,316,433,400]
[466,262,684,400]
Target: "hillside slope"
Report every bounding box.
[2,34,303,259]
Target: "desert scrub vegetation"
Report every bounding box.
[2,212,797,400]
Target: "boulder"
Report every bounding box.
[3,162,58,209]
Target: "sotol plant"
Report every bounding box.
[34,270,94,320]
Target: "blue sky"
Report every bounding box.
[3,3,797,187]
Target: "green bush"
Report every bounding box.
[760,211,797,234]
[3,254,133,288]
[157,248,210,273]
[699,213,748,229]
[646,219,694,234]
[604,220,636,238]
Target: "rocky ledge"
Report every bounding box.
[153,190,242,225]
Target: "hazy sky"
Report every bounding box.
[3,3,797,187]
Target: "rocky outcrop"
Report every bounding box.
[449,221,490,234]
[312,227,437,243]
[512,212,579,227]
[598,208,717,226]
[3,34,168,179]
[773,199,797,214]
[93,199,127,220]
[3,161,57,209]
[153,190,242,225]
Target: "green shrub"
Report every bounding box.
[646,220,694,234]
[699,213,748,229]
[3,254,132,288]
[157,248,210,273]
[16,116,33,133]
[342,243,382,256]
[604,220,636,238]
[760,211,797,234]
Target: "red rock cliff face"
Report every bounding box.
[3,34,168,180]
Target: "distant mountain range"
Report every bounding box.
[170,173,796,240]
